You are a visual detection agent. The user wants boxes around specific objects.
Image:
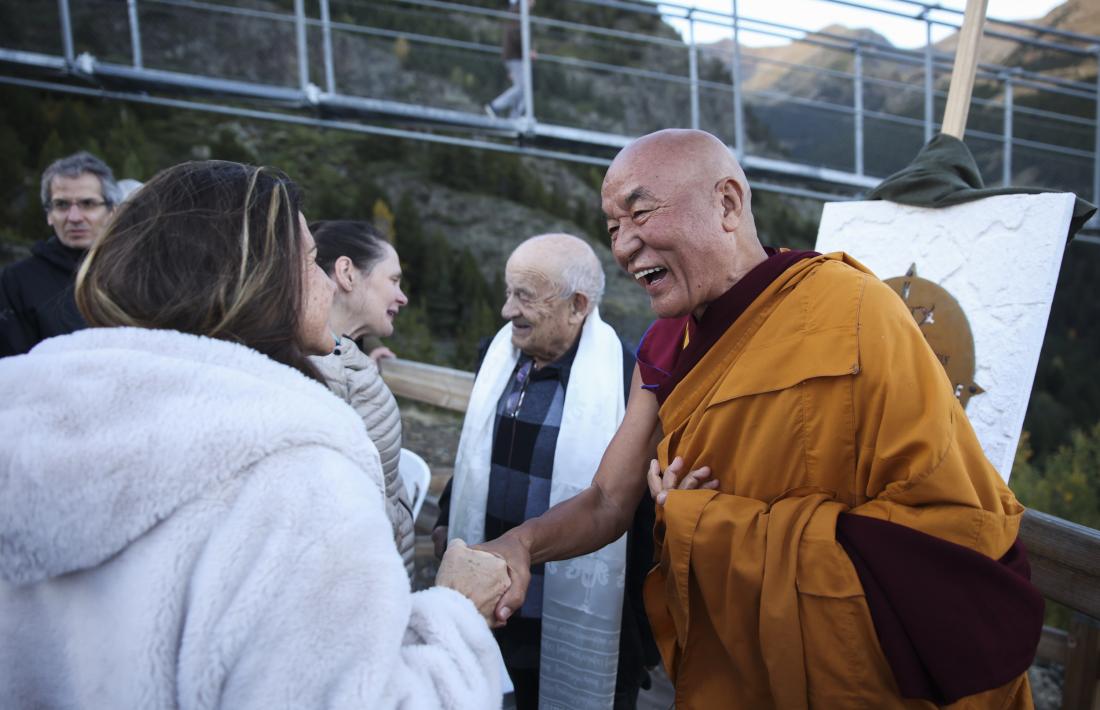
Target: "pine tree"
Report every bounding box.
[455,298,498,369]
[387,302,437,363]
[422,232,458,334]
[395,193,427,300]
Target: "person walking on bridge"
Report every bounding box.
[486,0,536,120]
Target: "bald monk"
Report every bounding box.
[478,128,1043,708]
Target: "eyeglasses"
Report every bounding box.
[45,198,110,214]
[503,359,534,418]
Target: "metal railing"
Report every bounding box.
[0,0,1096,219]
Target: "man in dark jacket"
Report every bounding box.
[0,152,121,357]
[485,0,535,119]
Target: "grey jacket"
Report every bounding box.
[312,338,416,578]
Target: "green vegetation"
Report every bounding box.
[1011,423,1100,628]
[1009,240,1100,553]
[1013,426,1100,534]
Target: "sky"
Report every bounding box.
[659,0,1068,48]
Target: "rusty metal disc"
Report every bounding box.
[884,264,985,408]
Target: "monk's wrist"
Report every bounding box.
[502,525,536,564]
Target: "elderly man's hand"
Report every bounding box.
[474,533,532,629]
[367,346,396,364]
[647,456,718,506]
[435,539,511,624]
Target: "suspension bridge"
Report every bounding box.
[0,0,1097,230]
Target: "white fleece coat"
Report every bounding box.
[0,327,501,710]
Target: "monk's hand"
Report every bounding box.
[436,539,511,624]
[647,456,718,506]
[474,533,532,629]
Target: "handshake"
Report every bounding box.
[431,457,715,627]
[434,538,515,626]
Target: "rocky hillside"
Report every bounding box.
[709,25,895,95]
[707,0,1098,98]
[700,0,1097,185]
[936,0,1100,82]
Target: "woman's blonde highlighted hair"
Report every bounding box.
[76,160,319,379]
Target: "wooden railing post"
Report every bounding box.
[1020,510,1100,620]
[1062,613,1100,710]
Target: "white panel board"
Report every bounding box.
[815,193,1075,480]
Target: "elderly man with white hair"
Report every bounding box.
[433,233,657,710]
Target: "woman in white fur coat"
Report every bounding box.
[0,160,508,709]
[307,220,416,579]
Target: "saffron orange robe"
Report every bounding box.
[644,253,1033,709]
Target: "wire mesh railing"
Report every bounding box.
[0,0,1096,215]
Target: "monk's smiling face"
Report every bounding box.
[602,129,762,320]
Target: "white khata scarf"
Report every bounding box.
[449,307,628,710]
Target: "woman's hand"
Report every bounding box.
[647,456,718,506]
[435,539,511,624]
[368,346,396,363]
